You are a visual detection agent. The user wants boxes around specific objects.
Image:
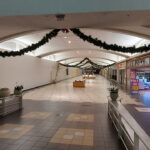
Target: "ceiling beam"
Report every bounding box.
[66,60,109,65]
[58,56,116,63]
[37,48,129,58]
[102,27,150,40]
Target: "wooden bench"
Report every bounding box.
[83,75,96,79]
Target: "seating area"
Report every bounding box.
[83,74,96,79]
[73,80,85,87]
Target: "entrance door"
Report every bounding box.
[119,70,125,85]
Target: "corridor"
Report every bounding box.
[0,76,125,150]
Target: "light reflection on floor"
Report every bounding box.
[23,76,109,104]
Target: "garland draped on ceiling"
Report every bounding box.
[0,28,150,57]
[59,57,103,69]
[70,28,150,53]
[0,29,60,57]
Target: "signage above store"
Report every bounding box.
[119,62,126,69]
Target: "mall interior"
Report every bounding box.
[0,1,150,150]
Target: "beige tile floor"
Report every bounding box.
[135,107,150,112]
[23,76,145,107]
[23,77,109,104]
[0,76,128,150]
[50,128,93,146]
[0,124,34,139]
[67,113,94,123]
[22,112,52,119]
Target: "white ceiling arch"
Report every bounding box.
[56,56,117,63]
[60,57,115,65]
[1,10,150,42]
[38,48,129,58]
[67,59,110,65]
[47,52,122,62]
[0,21,150,65]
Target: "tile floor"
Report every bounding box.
[0,124,34,139]
[51,128,93,146]
[22,112,52,119]
[0,76,128,150]
[66,114,94,123]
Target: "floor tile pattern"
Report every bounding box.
[51,128,93,146]
[67,113,94,122]
[22,112,51,119]
[135,107,150,112]
[0,76,126,150]
[0,124,34,139]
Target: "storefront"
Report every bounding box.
[130,56,150,91]
[118,62,126,85]
[108,64,118,81]
[136,70,150,90]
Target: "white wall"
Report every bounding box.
[56,65,82,81]
[0,55,82,93]
[0,55,56,93]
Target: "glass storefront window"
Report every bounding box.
[131,57,150,67]
[144,57,150,65]
[145,73,150,82]
[131,61,135,67]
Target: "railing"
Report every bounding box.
[108,99,150,150]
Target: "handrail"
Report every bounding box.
[108,99,150,150]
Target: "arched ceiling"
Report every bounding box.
[0,10,150,66]
[60,58,114,65]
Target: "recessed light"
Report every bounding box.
[64,36,67,39]
[68,40,71,44]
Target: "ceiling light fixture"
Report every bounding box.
[56,14,65,21]
[64,36,67,39]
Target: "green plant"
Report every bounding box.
[0,88,10,98]
[109,87,119,93]
[14,85,23,91]
[0,88,9,91]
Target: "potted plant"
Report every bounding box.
[0,88,10,98]
[109,87,119,101]
[14,85,23,95]
[52,80,56,84]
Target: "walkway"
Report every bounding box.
[119,87,150,137]
[0,76,126,150]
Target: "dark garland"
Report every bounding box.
[70,28,150,53]
[59,57,103,69]
[0,29,60,57]
[59,57,88,68]
[1,28,150,57]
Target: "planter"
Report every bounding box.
[110,92,118,101]
[14,90,22,95]
[52,80,56,84]
[0,88,10,98]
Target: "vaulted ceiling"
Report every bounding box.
[0,10,150,66]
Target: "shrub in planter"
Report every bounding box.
[14,85,23,95]
[0,88,10,98]
[109,87,119,101]
[52,80,56,84]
